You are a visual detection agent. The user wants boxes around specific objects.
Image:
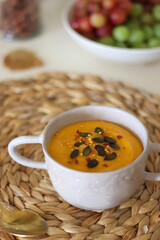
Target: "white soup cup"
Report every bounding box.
[8,106,160,211]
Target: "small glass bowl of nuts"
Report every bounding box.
[0,0,40,40]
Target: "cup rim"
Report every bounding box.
[42,105,149,175]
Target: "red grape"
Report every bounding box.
[74,0,88,17]
[102,0,117,11]
[118,0,132,14]
[71,18,81,32]
[88,0,101,13]
[79,16,93,32]
[74,8,87,18]
[109,8,127,25]
[90,12,107,28]
[96,23,113,37]
[82,30,96,39]
[75,0,89,10]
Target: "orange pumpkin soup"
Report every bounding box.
[48,121,143,172]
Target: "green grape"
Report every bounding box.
[128,29,145,46]
[153,23,160,39]
[98,36,114,46]
[152,4,160,21]
[127,20,140,30]
[143,26,154,40]
[113,26,130,43]
[132,42,148,49]
[115,42,127,48]
[141,12,154,25]
[148,38,160,48]
[130,3,144,18]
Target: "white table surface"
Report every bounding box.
[0,0,160,95]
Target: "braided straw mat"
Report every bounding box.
[0,72,160,240]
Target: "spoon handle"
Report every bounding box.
[0,203,31,223]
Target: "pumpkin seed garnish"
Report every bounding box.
[104,153,117,161]
[70,149,79,158]
[95,127,104,134]
[95,145,106,156]
[87,159,98,168]
[74,141,85,147]
[79,132,91,137]
[83,146,91,156]
[92,137,105,143]
[104,136,116,143]
[109,143,120,150]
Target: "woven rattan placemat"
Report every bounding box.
[0,72,160,240]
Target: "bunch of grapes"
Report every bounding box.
[71,0,132,39]
[71,0,160,49]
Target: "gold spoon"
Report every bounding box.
[0,203,48,237]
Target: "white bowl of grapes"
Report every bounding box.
[62,0,160,64]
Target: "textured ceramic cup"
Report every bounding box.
[8,106,160,211]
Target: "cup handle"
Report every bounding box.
[143,142,160,181]
[8,135,47,169]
